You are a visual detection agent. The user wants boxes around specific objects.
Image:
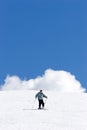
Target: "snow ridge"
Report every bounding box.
[0,90,87,130]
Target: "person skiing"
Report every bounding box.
[35,90,47,109]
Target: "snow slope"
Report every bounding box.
[0,90,87,130]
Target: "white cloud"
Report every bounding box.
[1,69,86,93]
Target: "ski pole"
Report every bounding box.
[32,98,36,108]
[44,98,47,106]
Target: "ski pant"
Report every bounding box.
[38,99,44,108]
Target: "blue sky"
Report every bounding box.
[0,0,87,90]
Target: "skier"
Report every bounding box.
[35,90,47,109]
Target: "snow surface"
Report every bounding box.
[0,90,87,130]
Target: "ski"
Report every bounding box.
[23,108,48,111]
[37,108,48,110]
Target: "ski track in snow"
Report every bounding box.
[0,90,87,130]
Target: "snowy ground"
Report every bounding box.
[0,90,87,130]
